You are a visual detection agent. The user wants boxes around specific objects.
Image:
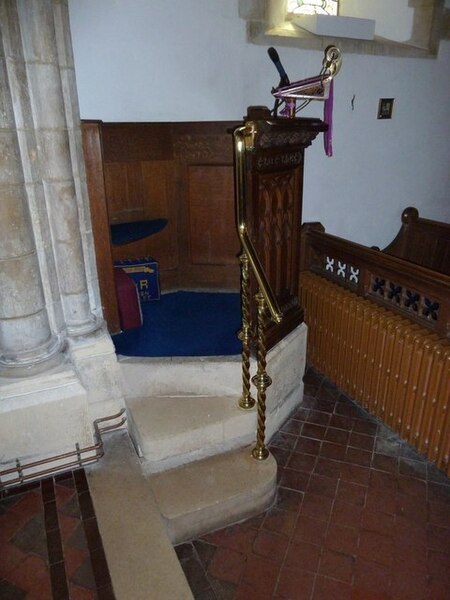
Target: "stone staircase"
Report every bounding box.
[117,324,307,543]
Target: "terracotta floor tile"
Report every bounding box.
[307,473,338,499]
[371,453,398,474]
[428,500,450,529]
[318,548,354,583]
[351,586,390,600]
[336,480,367,506]
[202,521,258,554]
[397,474,427,498]
[281,418,304,436]
[428,549,450,585]
[0,541,27,579]
[0,510,31,544]
[207,546,246,585]
[64,546,89,578]
[276,487,304,512]
[329,415,355,431]
[287,451,317,474]
[361,509,394,537]
[349,431,375,452]
[307,410,331,427]
[324,427,350,446]
[68,583,96,600]
[427,481,450,504]
[294,436,322,456]
[271,431,299,451]
[394,515,428,549]
[252,530,289,564]
[358,530,393,566]
[396,490,428,522]
[339,463,371,486]
[345,446,372,467]
[54,483,77,510]
[279,468,310,492]
[8,555,51,599]
[427,524,450,554]
[320,441,347,461]
[313,575,352,600]
[369,470,397,493]
[353,557,391,595]
[270,446,292,468]
[300,492,333,522]
[235,581,273,600]
[294,515,328,546]
[365,489,396,515]
[58,512,80,543]
[284,539,321,573]
[293,406,311,420]
[330,500,362,530]
[0,580,28,600]
[275,566,315,600]
[352,419,378,436]
[314,457,341,480]
[389,566,430,600]
[302,423,327,441]
[262,507,296,537]
[9,491,43,521]
[240,553,279,597]
[325,523,358,557]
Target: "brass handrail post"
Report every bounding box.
[251,290,272,460]
[238,251,255,410]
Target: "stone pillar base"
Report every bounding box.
[265,322,307,440]
[66,326,125,421]
[0,366,93,484]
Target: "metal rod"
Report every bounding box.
[238,252,256,410]
[0,409,126,489]
[251,291,271,460]
[234,126,283,324]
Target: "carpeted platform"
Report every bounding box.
[112,291,242,357]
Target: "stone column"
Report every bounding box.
[17,0,99,336]
[0,3,63,376]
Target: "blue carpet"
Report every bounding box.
[112,291,242,357]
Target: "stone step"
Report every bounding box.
[149,445,277,544]
[126,394,256,473]
[87,430,194,600]
[119,355,242,398]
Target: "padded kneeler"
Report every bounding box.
[114,268,143,331]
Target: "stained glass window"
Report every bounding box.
[287,0,338,16]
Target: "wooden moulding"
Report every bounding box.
[300,218,450,339]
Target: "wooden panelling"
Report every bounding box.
[81,122,121,333]
[188,165,240,265]
[82,120,242,331]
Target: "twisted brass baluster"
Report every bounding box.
[238,252,255,410]
[251,290,271,460]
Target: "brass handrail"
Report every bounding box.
[234,125,283,325]
[234,124,283,460]
[0,409,126,489]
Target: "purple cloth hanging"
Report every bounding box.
[323,79,334,157]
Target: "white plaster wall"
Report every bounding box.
[68,0,450,248]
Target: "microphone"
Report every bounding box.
[268,47,290,87]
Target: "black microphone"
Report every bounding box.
[268,47,290,86]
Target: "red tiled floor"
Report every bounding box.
[175,367,450,599]
[0,470,114,599]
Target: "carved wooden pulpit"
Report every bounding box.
[237,106,327,350]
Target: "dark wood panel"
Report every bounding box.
[81,122,120,333]
[188,165,240,266]
[101,123,173,163]
[82,120,243,331]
